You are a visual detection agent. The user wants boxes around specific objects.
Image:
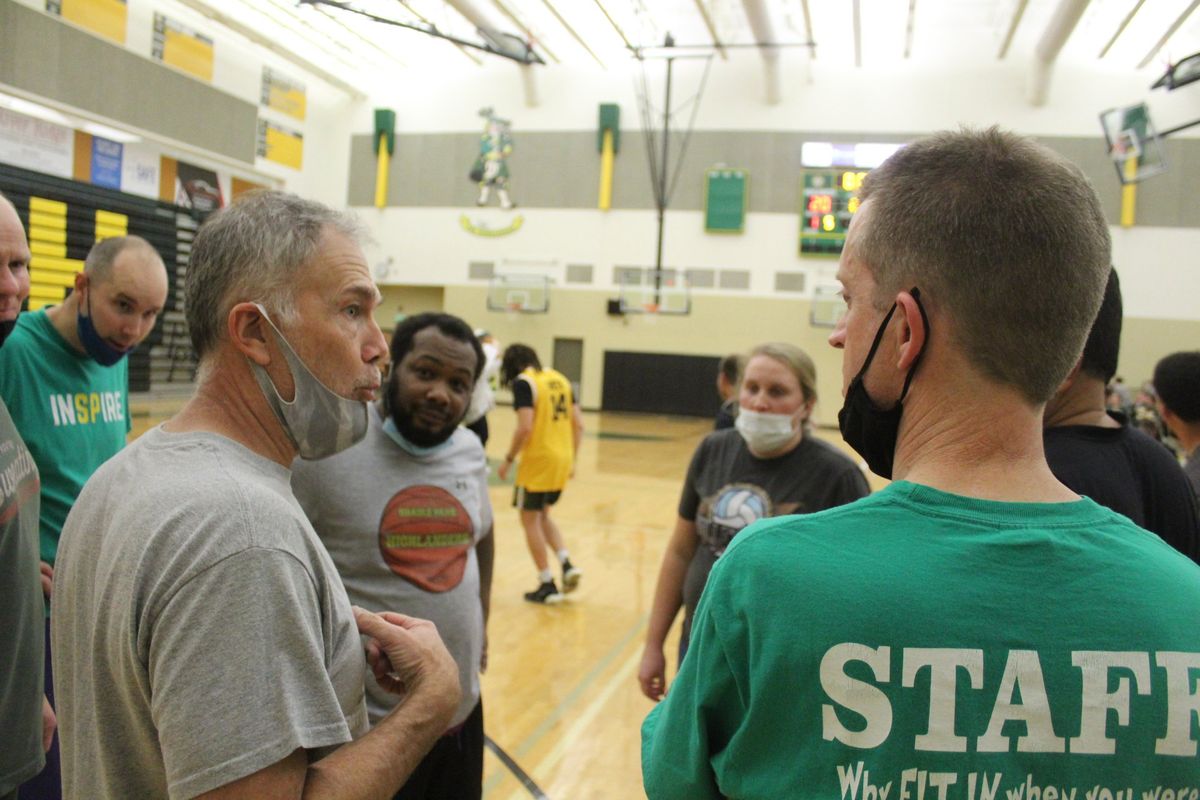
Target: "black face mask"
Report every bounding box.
[0,318,16,349]
[837,287,929,480]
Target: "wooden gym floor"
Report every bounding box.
[129,394,876,799]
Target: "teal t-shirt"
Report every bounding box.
[0,308,130,565]
[643,481,1200,798]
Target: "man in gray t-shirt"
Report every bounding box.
[51,192,460,799]
[294,312,493,800]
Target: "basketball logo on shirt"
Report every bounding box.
[698,483,798,557]
[378,485,474,592]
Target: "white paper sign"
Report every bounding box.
[0,107,73,177]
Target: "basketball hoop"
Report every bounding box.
[506,301,524,318]
[1109,129,1142,163]
[643,302,660,314]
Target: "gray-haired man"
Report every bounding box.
[52,191,461,799]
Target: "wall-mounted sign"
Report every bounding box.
[459,213,524,238]
[256,120,303,170]
[174,160,224,217]
[0,107,73,178]
[261,67,307,122]
[90,136,122,189]
[120,143,160,199]
[704,169,747,234]
[152,13,214,82]
[46,0,127,45]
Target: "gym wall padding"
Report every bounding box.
[347,128,1200,229]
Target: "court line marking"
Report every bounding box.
[485,735,550,800]
[481,612,648,796]
[503,646,645,800]
[513,612,647,759]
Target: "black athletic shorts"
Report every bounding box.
[513,485,561,511]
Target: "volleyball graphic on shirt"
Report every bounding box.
[703,484,772,557]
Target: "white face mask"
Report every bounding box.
[247,304,369,461]
[381,415,453,458]
[735,408,799,455]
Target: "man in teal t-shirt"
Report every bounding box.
[642,129,1200,797]
[0,236,165,572]
[0,234,165,800]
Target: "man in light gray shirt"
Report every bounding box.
[294,311,494,800]
[51,191,461,799]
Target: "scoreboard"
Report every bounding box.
[799,169,868,256]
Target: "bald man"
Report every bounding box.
[0,193,55,800]
[0,234,166,800]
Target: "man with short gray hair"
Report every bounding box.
[643,128,1200,796]
[52,190,461,799]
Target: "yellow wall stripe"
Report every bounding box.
[30,240,67,258]
[32,256,86,275]
[95,224,127,241]
[29,226,67,245]
[95,210,127,228]
[29,197,67,216]
[33,270,77,289]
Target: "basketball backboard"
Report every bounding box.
[810,284,845,329]
[486,273,550,313]
[617,269,691,315]
[1100,103,1167,185]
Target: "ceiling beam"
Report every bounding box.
[1098,0,1146,58]
[538,0,606,69]
[591,0,635,52]
[741,0,782,103]
[692,0,727,60]
[997,0,1029,59]
[904,0,917,59]
[491,0,559,63]
[309,3,405,68]
[1028,0,1092,106]
[1137,0,1200,69]
[174,0,366,98]
[444,0,541,105]
[853,0,862,68]
[398,0,483,65]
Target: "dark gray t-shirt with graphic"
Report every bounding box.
[677,428,870,656]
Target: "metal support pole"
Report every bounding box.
[654,55,674,303]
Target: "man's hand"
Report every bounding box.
[40,561,53,598]
[41,695,56,752]
[498,458,512,481]
[638,647,667,701]
[354,608,460,718]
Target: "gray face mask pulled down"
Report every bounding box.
[247,304,369,460]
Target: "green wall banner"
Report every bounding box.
[704,168,746,234]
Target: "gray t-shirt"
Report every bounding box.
[293,406,492,728]
[677,428,870,655]
[51,427,368,800]
[0,398,44,794]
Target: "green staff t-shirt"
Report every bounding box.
[643,481,1200,798]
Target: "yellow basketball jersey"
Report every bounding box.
[515,367,574,491]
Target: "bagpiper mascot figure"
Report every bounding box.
[472,107,515,209]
